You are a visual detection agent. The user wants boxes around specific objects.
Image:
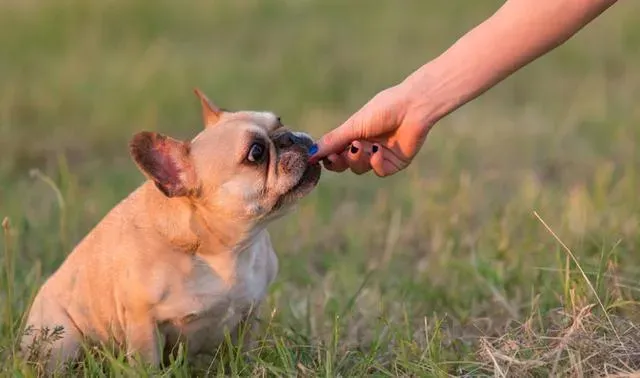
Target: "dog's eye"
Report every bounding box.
[247,143,266,163]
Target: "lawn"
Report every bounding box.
[1,0,640,376]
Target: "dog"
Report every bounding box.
[20,89,321,373]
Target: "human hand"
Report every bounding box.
[308,82,434,177]
[307,0,618,178]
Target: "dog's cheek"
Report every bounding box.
[219,180,266,217]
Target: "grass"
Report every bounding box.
[1,0,640,376]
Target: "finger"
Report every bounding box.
[369,144,395,177]
[308,114,363,163]
[322,153,348,172]
[345,141,373,175]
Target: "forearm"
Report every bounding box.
[404,0,617,126]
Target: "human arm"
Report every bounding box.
[309,0,618,176]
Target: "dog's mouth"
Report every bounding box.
[289,162,321,195]
[271,162,321,212]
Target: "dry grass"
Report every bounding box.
[478,303,640,377]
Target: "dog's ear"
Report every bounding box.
[129,131,199,198]
[194,88,223,128]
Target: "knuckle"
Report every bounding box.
[346,115,367,140]
[321,131,337,147]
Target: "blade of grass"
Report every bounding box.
[29,169,67,253]
[533,211,622,346]
[2,217,15,353]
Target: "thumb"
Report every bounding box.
[309,115,362,163]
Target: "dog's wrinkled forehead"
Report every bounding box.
[228,111,314,141]
[192,110,284,144]
[225,111,283,132]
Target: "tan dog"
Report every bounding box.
[20,89,321,373]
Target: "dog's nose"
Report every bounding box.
[274,132,313,149]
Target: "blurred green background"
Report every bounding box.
[1,0,640,375]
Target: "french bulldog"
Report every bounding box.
[20,89,321,373]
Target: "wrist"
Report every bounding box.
[398,61,457,131]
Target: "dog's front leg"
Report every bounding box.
[125,315,161,368]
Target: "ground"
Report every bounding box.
[1,1,640,376]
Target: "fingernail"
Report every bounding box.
[372,145,379,153]
[308,144,318,155]
[350,145,359,154]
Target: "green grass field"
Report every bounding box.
[2,1,640,376]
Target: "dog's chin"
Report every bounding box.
[271,162,321,213]
[288,162,322,197]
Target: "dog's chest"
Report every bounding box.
[155,236,276,344]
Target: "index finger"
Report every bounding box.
[308,116,362,163]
